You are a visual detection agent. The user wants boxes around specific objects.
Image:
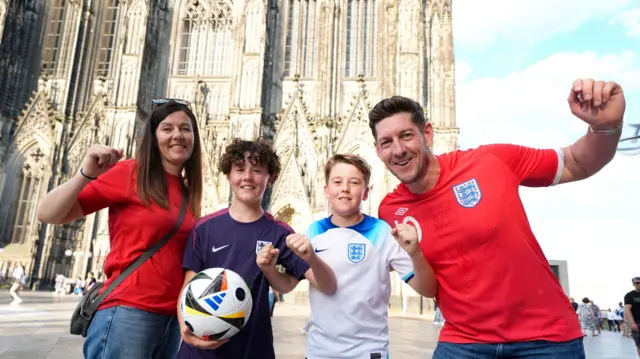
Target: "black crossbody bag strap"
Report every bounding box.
[84,190,188,317]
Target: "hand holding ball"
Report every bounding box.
[179,268,253,349]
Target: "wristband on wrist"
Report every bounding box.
[79,168,97,180]
[589,123,623,135]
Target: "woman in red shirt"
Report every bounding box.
[37,100,203,359]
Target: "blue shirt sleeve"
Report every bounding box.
[275,229,310,281]
[182,225,205,273]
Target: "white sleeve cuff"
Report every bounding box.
[551,148,564,186]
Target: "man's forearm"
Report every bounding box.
[625,307,635,325]
[564,123,622,181]
[262,267,298,294]
[408,253,437,298]
[307,254,337,294]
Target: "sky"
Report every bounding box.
[452,0,640,309]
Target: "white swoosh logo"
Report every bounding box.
[212,245,229,253]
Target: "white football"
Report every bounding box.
[179,268,253,340]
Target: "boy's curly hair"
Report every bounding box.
[218,138,282,183]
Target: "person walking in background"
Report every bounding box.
[624,277,640,357]
[570,297,579,312]
[577,298,598,337]
[9,264,25,305]
[53,274,66,295]
[613,308,623,333]
[85,272,97,292]
[268,287,279,318]
[36,99,204,359]
[433,299,444,326]
[73,277,85,296]
[590,300,602,335]
[619,301,632,337]
[606,308,620,332]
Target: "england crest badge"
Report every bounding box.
[347,243,366,263]
[256,240,272,254]
[452,178,482,208]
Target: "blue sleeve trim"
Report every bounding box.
[402,271,415,283]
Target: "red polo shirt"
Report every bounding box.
[77,159,197,316]
[379,144,583,343]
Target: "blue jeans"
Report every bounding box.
[83,305,181,359]
[433,338,585,359]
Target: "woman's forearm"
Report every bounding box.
[36,172,90,224]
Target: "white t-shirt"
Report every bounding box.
[305,215,415,359]
[608,311,622,321]
[12,267,25,284]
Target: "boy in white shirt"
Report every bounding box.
[9,264,25,305]
[291,154,436,359]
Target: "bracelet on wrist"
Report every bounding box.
[589,123,623,135]
[79,168,97,180]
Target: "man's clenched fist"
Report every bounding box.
[391,223,421,257]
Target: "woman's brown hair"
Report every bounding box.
[134,102,203,217]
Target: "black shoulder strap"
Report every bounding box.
[86,190,189,315]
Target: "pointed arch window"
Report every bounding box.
[42,0,66,76]
[177,0,234,77]
[96,0,120,77]
[345,0,376,78]
[283,0,317,78]
[178,16,194,74]
[10,170,41,244]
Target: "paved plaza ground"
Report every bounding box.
[0,291,636,358]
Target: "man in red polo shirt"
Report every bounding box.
[372,78,626,358]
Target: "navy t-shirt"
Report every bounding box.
[177,209,310,359]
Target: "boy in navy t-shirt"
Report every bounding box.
[177,138,337,359]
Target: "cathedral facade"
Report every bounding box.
[0,0,457,300]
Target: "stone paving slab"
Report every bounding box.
[0,291,636,358]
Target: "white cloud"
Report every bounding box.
[455,51,640,307]
[457,50,640,147]
[610,8,640,37]
[453,0,634,47]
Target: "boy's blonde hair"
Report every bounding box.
[324,154,372,186]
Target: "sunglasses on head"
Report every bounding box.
[151,98,191,107]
